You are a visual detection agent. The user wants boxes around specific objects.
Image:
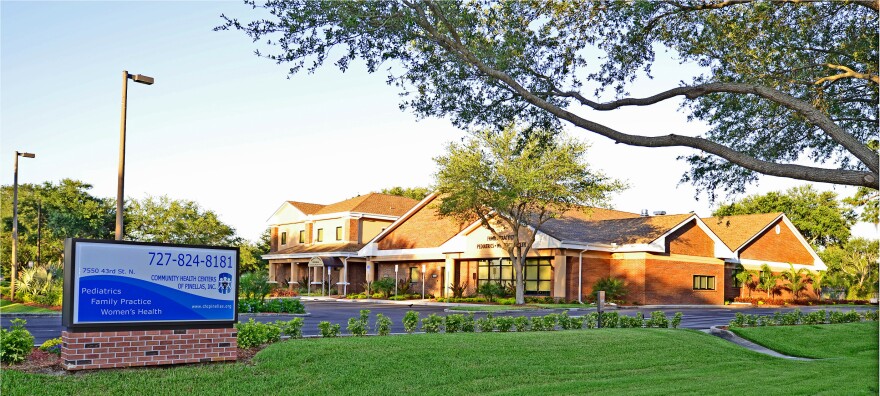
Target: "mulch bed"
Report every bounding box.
[1,346,264,375]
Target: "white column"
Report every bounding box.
[553,253,567,300]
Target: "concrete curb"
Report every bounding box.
[706,326,813,361]
[240,312,311,317]
[1,313,62,318]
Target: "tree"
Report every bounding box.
[757,264,781,299]
[433,125,624,304]
[781,264,811,300]
[836,238,879,299]
[1,180,114,277]
[376,186,431,200]
[218,1,879,199]
[238,228,271,273]
[734,266,759,298]
[712,185,856,248]
[124,196,237,246]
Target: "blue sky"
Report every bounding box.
[1,1,872,241]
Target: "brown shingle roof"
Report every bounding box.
[702,212,782,251]
[315,193,418,217]
[542,213,693,245]
[377,195,468,250]
[287,201,325,215]
[271,242,364,255]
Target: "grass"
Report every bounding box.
[730,322,879,359]
[447,304,539,312]
[3,323,877,395]
[0,299,57,314]
[531,303,596,309]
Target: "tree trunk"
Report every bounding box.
[514,257,525,305]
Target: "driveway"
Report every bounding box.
[2,301,875,344]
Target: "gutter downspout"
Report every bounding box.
[578,248,589,304]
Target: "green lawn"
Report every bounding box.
[3,323,877,395]
[0,299,57,314]
[447,304,539,312]
[730,322,879,359]
[531,303,596,309]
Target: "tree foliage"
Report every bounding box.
[433,125,624,304]
[377,186,431,200]
[125,195,237,246]
[712,185,856,248]
[818,238,879,299]
[1,180,114,276]
[218,0,879,199]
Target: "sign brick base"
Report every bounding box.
[62,328,236,370]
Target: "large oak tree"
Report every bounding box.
[219,0,878,199]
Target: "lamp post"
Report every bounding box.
[394,264,399,296]
[10,151,36,300]
[421,264,426,300]
[116,70,154,240]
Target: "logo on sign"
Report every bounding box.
[218,273,232,294]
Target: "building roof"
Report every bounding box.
[701,212,782,251]
[542,213,693,245]
[286,201,325,215]
[271,242,365,255]
[315,193,418,217]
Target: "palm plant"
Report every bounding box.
[811,271,826,300]
[734,266,759,298]
[781,264,811,300]
[757,264,781,299]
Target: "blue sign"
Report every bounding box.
[64,239,238,326]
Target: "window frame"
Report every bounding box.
[693,275,716,291]
[280,231,287,245]
[336,226,343,241]
[409,267,420,283]
[316,228,324,242]
[299,230,305,244]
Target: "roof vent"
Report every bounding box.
[653,211,666,216]
[640,209,649,217]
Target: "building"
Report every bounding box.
[263,192,825,304]
[262,193,419,295]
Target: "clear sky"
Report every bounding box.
[1,1,874,242]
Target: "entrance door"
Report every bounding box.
[440,266,445,297]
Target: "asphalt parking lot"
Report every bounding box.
[3,300,876,344]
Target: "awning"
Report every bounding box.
[307,256,344,268]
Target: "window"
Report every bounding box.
[336,226,343,241]
[475,258,551,295]
[280,232,287,245]
[299,230,305,243]
[409,267,420,282]
[693,275,716,290]
[316,228,324,242]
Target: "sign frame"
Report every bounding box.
[62,238,240,332]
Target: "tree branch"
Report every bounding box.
[815,64,880,85]
[405,1,878,188]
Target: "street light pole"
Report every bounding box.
[116,70,154,240]
[10,151,36,300]
[421,264,426,300]
[394,264,398,296]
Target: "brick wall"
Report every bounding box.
[376,261,445,297]
[666,220,715,257]
[349,219,359,243]
[565,255,611,301]
[740,220,815,265]
[644,258,724,305]
[62,327,236,371]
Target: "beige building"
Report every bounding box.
[262,193,419,294]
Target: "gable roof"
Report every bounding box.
[287,201,325,215]
[315,193,418,217]
[542,213,693,245]
[375,194,469,249]
[701,212,783,251]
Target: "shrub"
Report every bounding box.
[647,311,669,328]
[347,317,368,336]
[513,316,529,332]
[590,277,628,304]
[671,312,683,329]
[444,314,463,333]
[730,312,747,327]
[15,265,63,306]
[584,313,599,329]
[558,312,575,330]
[802,310,827,325]
[376,313,392,336]
[239,272,273,302]
[0,319,34,364]
[496,316,514,332]
[779,310,802,326]
[450,280,469,298]
[275,318,304,339]
[396,277,413,296]
[843,310,862,323]
[403,311,420,333]
[863,310,879,321]
[462,313,476,332]
[528,316,544,331]
[496,297,516,305]
[422,314,443,333]
[38,337,63,355]
[373,277,396,298]
[542,314,558,331]
[619,314,643,328]
[745,314,759,327]
[477,315,496,332]
[478,282,504,303]
[571,315,586,329]
[600,312,619,328]
[236,318,281,348]
[318,321,341,338]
